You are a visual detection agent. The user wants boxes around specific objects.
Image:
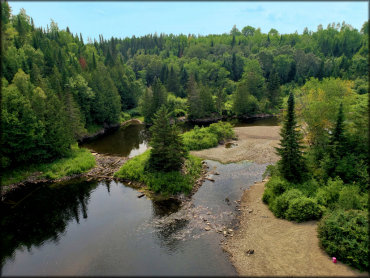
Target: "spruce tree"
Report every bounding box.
[325,103,347,179]
[276,92,306,182]
[187,75,203,119]
[147,106,188,172]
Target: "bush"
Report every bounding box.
[208,122,235,141]
[337,185,364,210]
[299,178,319,197]
[285,196,324,222]
[262,187,273,204]
[182,122,234,151]
[182,126,219,150]
[262,176,290,205]
[114,150,202,195]
[318,209,369,271]
[271,189,303,218]
[262,164,280,179]
[126,107,141,117]
[266,176,290,196]
[315,177,343,208]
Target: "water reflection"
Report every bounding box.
[81,123,150,156]
[0,180,98,267]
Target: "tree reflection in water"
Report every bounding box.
[0,180,98,268]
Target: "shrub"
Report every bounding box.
[182,126,219,150]
[182,122,234,151]
[265,176,290,196]
[262,187,273,204]
[315,177,343,208]
[208,122,235,141]
[299,178,319,197]
[285,196,324,222]
[126,107,141,117]
[337,185,364,210]
[262,164,280,179]
[318,209,369,271]
[272,189,303,218]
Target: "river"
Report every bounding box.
[1,118,278,276]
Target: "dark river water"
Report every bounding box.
[1,118,278,276]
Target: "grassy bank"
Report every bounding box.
[182,121,235,150]
[114,150,202,195]
[262,166,369,271]
[2,145,96,187]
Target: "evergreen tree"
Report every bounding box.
[167,66,180,95]
[267,69,281,108]
[152,77,167,114]
[187,75,202,119]
[199,85,215,117]
[323,103,348,179]
[147,106,188,172]
[276,92,306,182]
[140,87,154,123]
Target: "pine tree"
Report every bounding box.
[267,69,281,108]
[147,106,188,172]
[167,66,180,95]
[276,92,306,182]
[324,103,347,179]
[187,75,203,119]
[331,103,345,147]
[92,52,97,69]
[152,77,167,114]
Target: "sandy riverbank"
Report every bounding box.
[223,180,366,276]
[194,125,366,276]
[191,126,281,164]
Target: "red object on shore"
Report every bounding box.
[332,257,337,263]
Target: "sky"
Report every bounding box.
[8,1,368,41]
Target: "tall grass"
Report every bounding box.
[2,145,96,186]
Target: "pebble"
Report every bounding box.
[205,227,211,231]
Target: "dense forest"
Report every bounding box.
[1,1,368,171]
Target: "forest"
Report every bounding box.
[1,1,369,274]
[1,1,368,171]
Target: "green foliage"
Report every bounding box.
[285,196,324,222]
[272,189,303,218]
[276,93,307,182]
[337,186,364,210]
[166,93,188,117]
[262,176,290,204]
[315,178,342,208]
[182,122,235,151]
[2,145,95,186]
[147,106,188,172]
[318,209,369,271]
[114,150,202,195]
[182,126,219,150]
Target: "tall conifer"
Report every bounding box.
[276,92,306,182]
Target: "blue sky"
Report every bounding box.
[8,1,368,41]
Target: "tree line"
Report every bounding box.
[1,1,368,169]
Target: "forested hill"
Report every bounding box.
[1,1,368,168]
